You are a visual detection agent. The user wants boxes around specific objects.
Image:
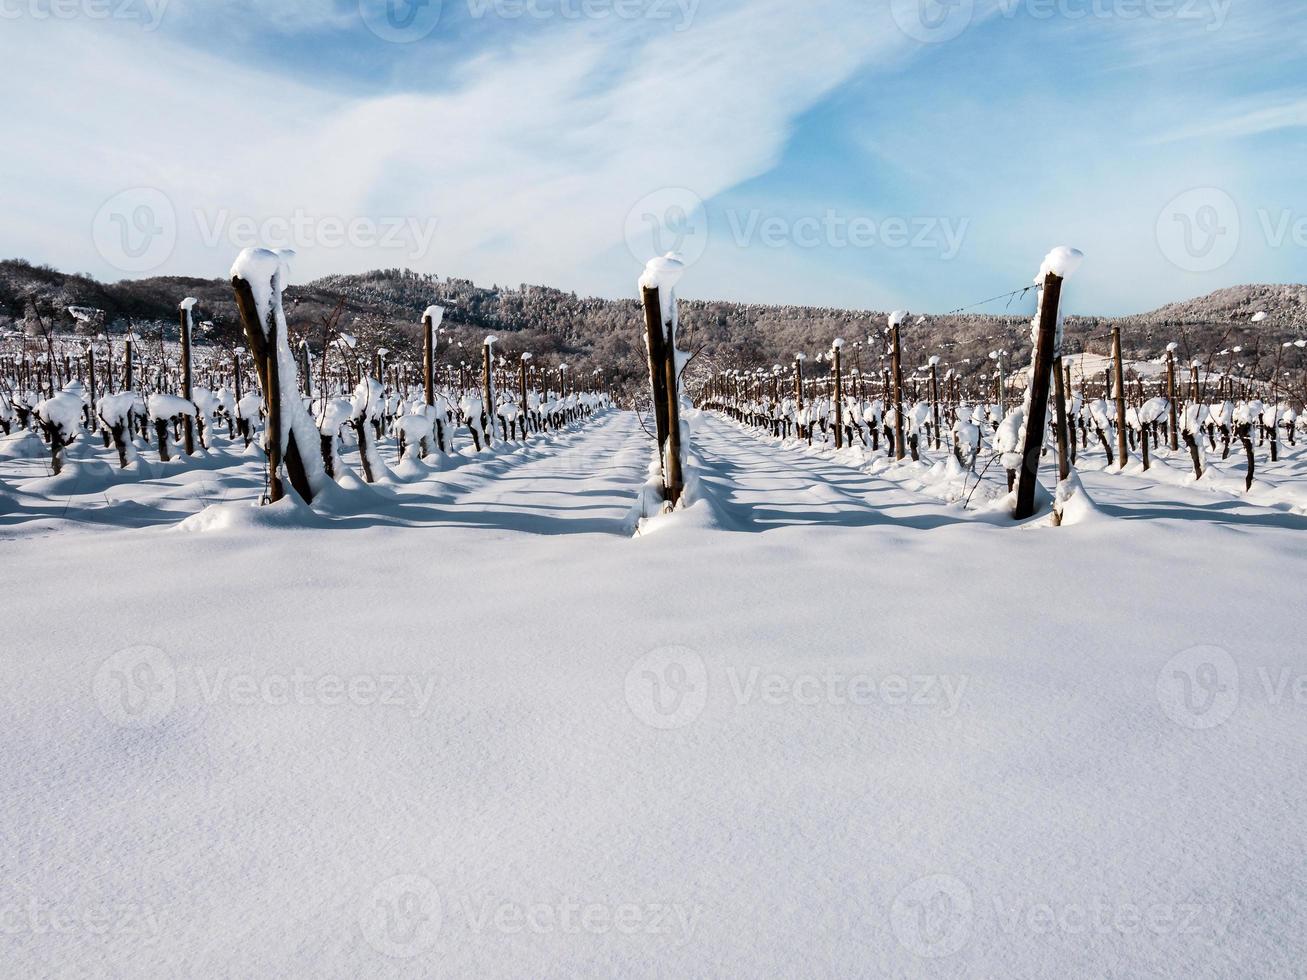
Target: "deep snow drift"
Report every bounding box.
[2,410,1305,977]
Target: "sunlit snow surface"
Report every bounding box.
[2,410,1305,977]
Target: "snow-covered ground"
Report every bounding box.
[3,410,1305,977]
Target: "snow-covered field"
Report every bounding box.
[3,409,1305,977]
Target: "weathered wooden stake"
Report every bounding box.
[1111,327,1128,469]
[1015,271,1063,520]
[891,324,906,461]
[179,303,195,456]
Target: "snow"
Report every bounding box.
[3,405,1307,977]
[147,393,197,420]
[1037,245,1084,281]
[423,305,445,326]
[888,310,908,328]
[35,389,86,434]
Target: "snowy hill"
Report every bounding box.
[4,259,1305,390]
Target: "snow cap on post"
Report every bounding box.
[521,352,533,362]
[230,248,295,335]
[423,305,445,327]
[639,252,686,293]
[179,297,198,312]
[831,338,845,350]
[1037,246,1084,282]
[484,335,498,347]
[888,310,908,328]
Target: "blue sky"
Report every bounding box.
[1,0,1304,315]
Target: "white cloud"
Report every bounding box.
[0,1,914,300]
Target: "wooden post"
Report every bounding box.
[518,354,530,438]
[1016,271,1064,520]
[891,323,906,461]
[832,342,844,449]
[86,345,98,432]
[124,336,134,391]
[422,311,436,407]
[179,303,195,455]
[641,286,671,455]
[662,324,684,506]
[930,361,941,451]
[1053,349,1071,487]
[1112,327,1128,469]
[481,341,496,447]
[1166,349,1179,451]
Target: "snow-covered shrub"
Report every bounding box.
[97,391,145,467]
[35,386,86,474]
[350,378,387,482]
[148,393,196,462]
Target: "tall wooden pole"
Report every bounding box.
[1166,349,1179,451]
[832,342,844,449]
[1112,326,1128,469]
[891,324,906,461]
[930,361,941,451]
[422,312,436,407]
[482,341,496,446]
[179,304,195,455]
[1015,271,1064,520]
[641,286,670,454]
